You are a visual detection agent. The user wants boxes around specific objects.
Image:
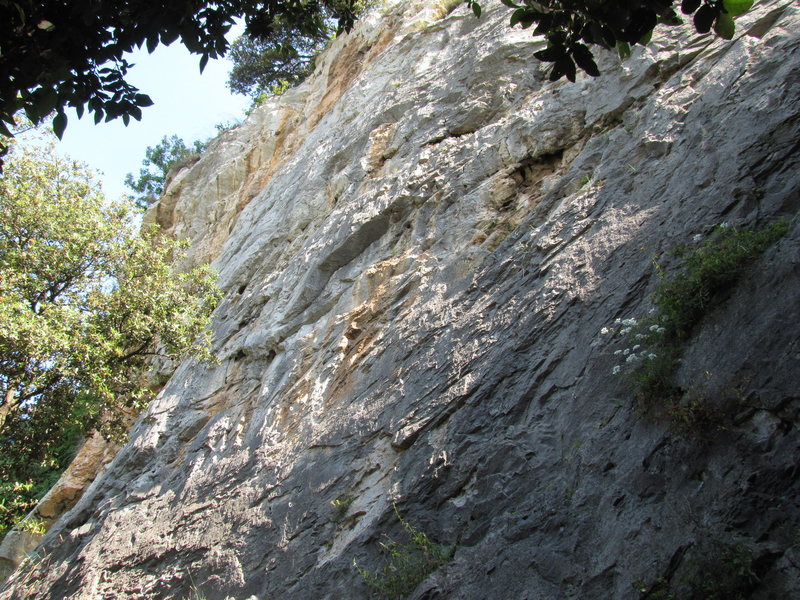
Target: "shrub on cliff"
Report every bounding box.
[602,220,790,430]
[0,129,221,536]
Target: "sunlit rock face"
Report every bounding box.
[4,1,800,598]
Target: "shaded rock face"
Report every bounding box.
[4,1,800,598]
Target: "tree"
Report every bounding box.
[0,0,361,163]
[125,135,208,210]
[227,26,327,99]
[465,0,755,82]
[0,132,221,535]
[227,1,373,100]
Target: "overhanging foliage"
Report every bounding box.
[466,0,754,82]
[0,0,360,162]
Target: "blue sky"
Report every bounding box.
[55,29,250,202]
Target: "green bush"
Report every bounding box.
[652,220,790,343]
[0,419,82,538]
[603,219,790,425]
[357,505,453,599]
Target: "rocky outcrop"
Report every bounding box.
[3,0,799,598]
[0,434,119,585]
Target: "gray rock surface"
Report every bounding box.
[3,0,799,598]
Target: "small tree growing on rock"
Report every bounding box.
[124,134,208,210]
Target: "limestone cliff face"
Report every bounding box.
[4,1,800,598]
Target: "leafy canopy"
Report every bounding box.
[0,130,221,535]
[465,0,755,82]
[0,0,361,162]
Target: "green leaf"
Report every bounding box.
[681,0,701,15]
[534,46,562,63]
[694,4,717,33]
[52,112,67,139]
[134,94,154,107]
[560,56,577,83]
[199,54,209,73]
[35,89,59,117]
[572,44,600,77]
[472,2,481,17]
[722,0,754,17]
[161,29,179,46]
[617,41,631,60]
[510,8,536,28]
[146,34,159,54]
[714,12,735,39]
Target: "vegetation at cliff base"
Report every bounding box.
[0,129,221,537]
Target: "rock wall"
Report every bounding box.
[3,0,800,598]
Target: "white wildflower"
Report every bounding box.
[623,348,630,356]
[648,353,657,360]
[649,324,659,332]
[632,345,640,351]
[620,327,631,335]
[657,327,666,334]
[692,234,703,242]
[614,349,623,356]
[612,365,621,375]
[600,327,609,335]
[635,333,645,340]
[626,354,639,363]
[719,221,730,229]
[622,318,637,326]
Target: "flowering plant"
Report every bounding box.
[601,219,789,422]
